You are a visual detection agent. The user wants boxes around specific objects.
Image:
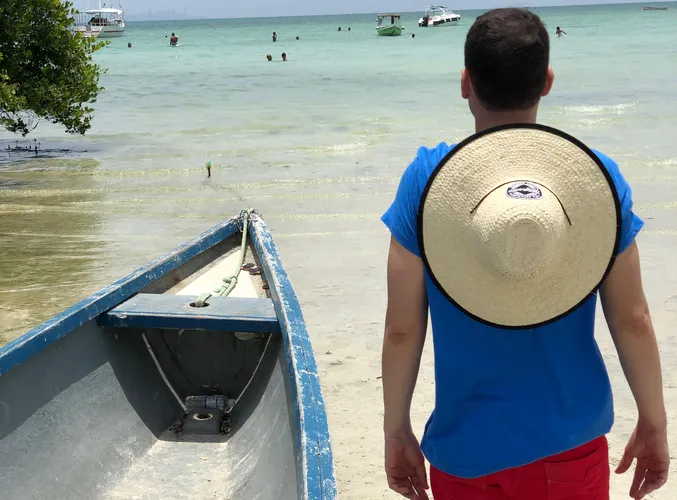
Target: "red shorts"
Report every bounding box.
[431,436,610,500]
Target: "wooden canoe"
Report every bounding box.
[0,210,338,500]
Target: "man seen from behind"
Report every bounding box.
[380,8,669,500]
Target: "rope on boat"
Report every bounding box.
[192,209,252,308]
[142,333,188,412]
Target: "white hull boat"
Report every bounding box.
[418,5,461,27]
[72,0,126,38]
[72,24,125,38]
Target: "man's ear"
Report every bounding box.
[461,69,471,100]
[542,67,555,97]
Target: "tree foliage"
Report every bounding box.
[0,0,107,135]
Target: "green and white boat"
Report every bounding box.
[376,13,404,36]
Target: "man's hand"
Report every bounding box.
[616,422,670,499]
[385,432,430,500]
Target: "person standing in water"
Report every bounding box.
[170,33,178,46]
[556,26,567,37]
[272,32,277,42]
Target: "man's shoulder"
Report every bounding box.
[416,141,457,170]
[382,142,457,256]
[404,144,626,192]
[590,149,626,183]
[403,142,457,185]
[591,149,617,169]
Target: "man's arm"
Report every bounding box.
[600,241,666,429]
[599,240,669,499]
[382,236,428,436]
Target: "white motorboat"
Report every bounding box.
[72,0,125,38]
[418,5,461,27]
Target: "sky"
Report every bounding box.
[80,0,661,20]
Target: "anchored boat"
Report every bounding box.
[72,0,126,38]
[418,5,461,27]
[0,210,337,500]
[376,13,405,36]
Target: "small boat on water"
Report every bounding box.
[643,5,668,10]
[72,0,126,38]
[376,13,405,36]
[0,210,337,500]
[418,5,461,27]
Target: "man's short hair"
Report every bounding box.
[464,8,550,111]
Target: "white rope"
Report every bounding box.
[142,332,187,412]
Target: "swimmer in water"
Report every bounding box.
[281,53,287,62]
[170,32,178,46]
[266,54,273,61]
[556,26,567,37]
[272,32,277,42]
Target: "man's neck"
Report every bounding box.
[474,108,539,133]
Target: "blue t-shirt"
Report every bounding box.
[381,141,644,479]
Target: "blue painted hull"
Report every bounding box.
[0,211,338,500]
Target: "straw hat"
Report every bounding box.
[418,124,621,329]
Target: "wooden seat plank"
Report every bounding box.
[97,294,280,333]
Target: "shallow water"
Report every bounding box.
[1,3,677,342]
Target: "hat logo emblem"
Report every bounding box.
[506,181,543,200]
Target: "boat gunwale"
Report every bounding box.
[248,214,338,500]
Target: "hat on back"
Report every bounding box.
[417,124,622,329]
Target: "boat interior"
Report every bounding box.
[0,231,298,499]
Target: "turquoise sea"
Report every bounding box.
[1,2,677,344]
